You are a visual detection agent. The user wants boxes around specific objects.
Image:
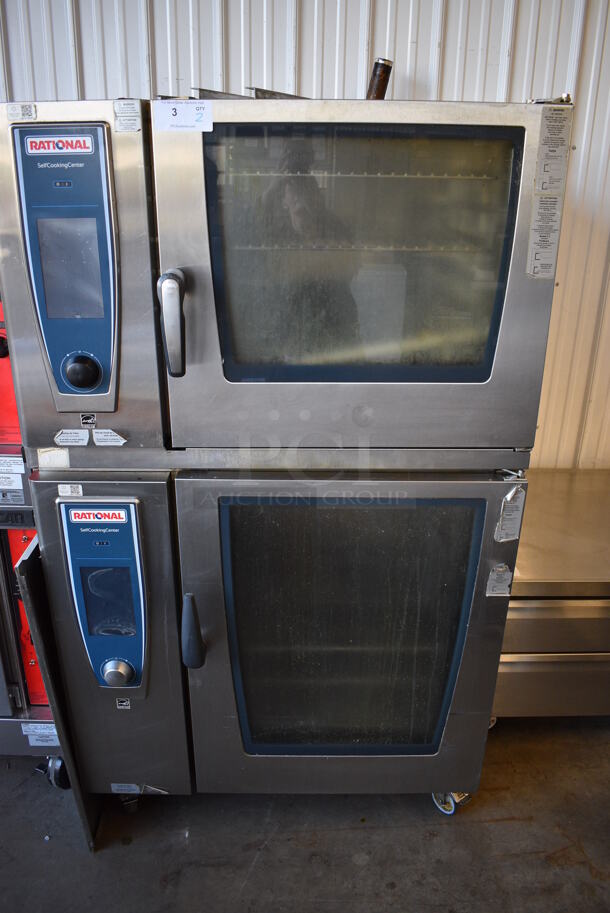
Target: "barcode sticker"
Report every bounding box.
[7,103,37,121]
[58,484,83,497]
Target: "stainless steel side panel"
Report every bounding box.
[502,599,610,653]
[30,472,192,795]
[15,538,100,849]
[0,101,165,452]
[493,653,610,717]
[153,101,568,451]
[0,649,12,718]
[175,472,522,794]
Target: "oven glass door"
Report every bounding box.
[175,474,522,793]
[153,103,558,450]
[205,123,520,385]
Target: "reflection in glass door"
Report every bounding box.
[204,124,523,382]
[220,497,485,755]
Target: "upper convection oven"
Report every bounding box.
[152,100,571,453]
[0,100,571,459]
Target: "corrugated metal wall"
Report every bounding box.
[0,0,608,466]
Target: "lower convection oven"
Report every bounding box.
[25,470,524,799]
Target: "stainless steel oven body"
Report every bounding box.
[28,470,523,795]
[0,100,571,466]
[0,98,564,810]
[152,100,570,456]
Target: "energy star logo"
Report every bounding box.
[70,509,127,523]
[25,135,93,154]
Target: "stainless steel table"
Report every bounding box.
[493,470,610,716]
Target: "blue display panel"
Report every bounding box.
[59,502,146,687]
[13,124,115,395]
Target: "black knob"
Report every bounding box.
[65,354,101,389]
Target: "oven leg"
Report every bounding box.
[431,791,472,816]
[119,795,140,814]
[35,756,70,790]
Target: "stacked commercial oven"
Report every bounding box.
[0,98,571,826]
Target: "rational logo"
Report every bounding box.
[25,135,93,154]
[70,508,127,523]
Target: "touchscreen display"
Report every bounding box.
[80,566,137,637]
[37,217,104,319]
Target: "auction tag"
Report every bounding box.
[152,99,213,132]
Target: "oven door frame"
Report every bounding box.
[175,472,523,793]
[153,100,567,451]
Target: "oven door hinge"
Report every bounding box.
[527,93,572,104]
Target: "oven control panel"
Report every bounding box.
[59,500,145,687]
[13,124,115,397]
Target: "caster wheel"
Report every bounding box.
[36,756,70,790]
[431,791,471,816]
[432,792,457,815]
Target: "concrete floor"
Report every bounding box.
[0,718,608,913]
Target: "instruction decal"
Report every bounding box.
[92,428,127,446]
[527,106,572,278]
[495,485,526,542]
[486,564,513,597]
[113,99,141,133]
[54,429,89,447]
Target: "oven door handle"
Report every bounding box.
[181,593,207,668]
[157,269,186,377]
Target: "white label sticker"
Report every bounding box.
[0,456,25,474]
[114,115,141,133]
[113,102,142,133]
[486,564,513,597]
[7,102,37,121]
[21,722,59,747]
[92,429,127,446]
[58,484,83,497]
[113,99,140,116]
[536,107,571,192]
[54,429,89,447]
[38,448,70,468]
[495,486,526,542]
[0,490,24,505]
[111,783,141,794]
[153,99,213,132]
[116,698,131,710]
[0,473,23,491]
